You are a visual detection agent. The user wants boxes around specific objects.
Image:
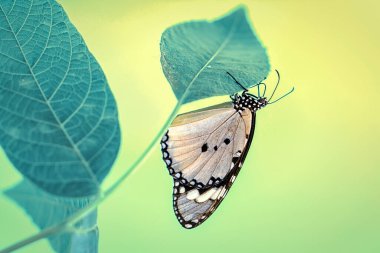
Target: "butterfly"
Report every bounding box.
[161,71,293,229]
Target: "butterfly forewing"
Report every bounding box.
[161,101,256,228]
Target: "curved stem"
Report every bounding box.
[103,100,182,196]
[0,223,73,253]
[0,101,182,253]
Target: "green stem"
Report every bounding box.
[0,223,72,253]
[0,101,182,253]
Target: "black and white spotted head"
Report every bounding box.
[232,93,268,112]
[227,70,294,111]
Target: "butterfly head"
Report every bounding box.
[232,92,268,112]
[257,96,269,108]
[227,70,294,111]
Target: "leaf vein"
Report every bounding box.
[0,4,101,188]
[15,0,32,36]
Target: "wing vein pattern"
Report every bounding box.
[161,101,256,228]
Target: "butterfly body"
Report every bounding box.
[161,92,268,229]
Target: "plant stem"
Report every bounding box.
[0,101,182,253]
[0,223,71,253]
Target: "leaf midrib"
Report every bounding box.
[0,3,100,187]
[177,14,241,104]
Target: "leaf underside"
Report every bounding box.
[0,0,120,197]
[160,6,270,104]
[5,180,98,253]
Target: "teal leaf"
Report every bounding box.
[160,6,270,104]
[5,180,98,253]
[0,0,120,197]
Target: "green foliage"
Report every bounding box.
[5,180,98,253]
[0,0,120,197]
[0,0,120,252]
[160,6,270,104]
[0,2,269,253]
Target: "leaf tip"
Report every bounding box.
[217,4,249,21]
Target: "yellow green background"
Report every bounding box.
[1,0,379,252]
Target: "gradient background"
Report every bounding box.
[1,0,379,252]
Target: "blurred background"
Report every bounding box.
[0,0,379,252]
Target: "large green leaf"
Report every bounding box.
[160,6,270,104]
[5,180,98,253]
[0,0,120,197]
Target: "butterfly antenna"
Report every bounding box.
[257,84,260,97]
[268,87,295,104]
[268,70,281,102]
[258,82,267,97]
[226,72,248,92]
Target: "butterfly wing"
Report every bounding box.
[161,102,256,228]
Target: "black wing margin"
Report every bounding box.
[171,111,257,229]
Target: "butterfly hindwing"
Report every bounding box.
[172,122,256,229]
[161,101,256,228]
[172,180,228,229]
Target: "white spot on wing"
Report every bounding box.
[211,187,222,200]
[220,187,227,198]
[186,189,200,200]
[196,188,217,203]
